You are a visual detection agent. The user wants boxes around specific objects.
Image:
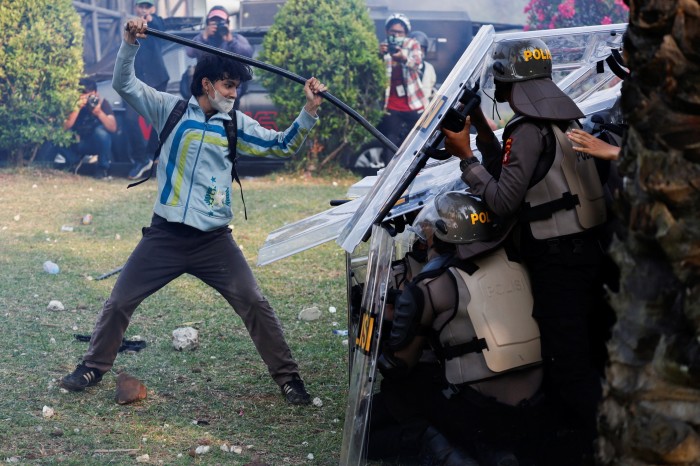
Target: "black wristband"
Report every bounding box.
[459,157,479,171]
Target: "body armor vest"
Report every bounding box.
[429,248,542,388]
[520,121,607,239]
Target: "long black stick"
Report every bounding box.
[145,27,398,153]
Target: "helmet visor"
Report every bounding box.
[409,202,440,242]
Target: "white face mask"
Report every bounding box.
[206,80,235,113]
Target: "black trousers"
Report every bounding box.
[83,215,300,387]
[367,364,542,462]
[522,232,605,458]
[378,109,422,162]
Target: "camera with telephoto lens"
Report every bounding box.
[87,95,99,110]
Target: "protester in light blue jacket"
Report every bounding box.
[60,17,327,406]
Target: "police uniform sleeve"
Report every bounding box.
[461,122,546,218]
[378,280,432,377]
[476,133,505,178]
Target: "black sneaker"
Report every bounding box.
[128,160,153,180]
[281,376,311,405]
[60,363,104,391]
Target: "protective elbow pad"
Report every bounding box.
[389,283,425,351]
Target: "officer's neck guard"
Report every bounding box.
[510,78,584,121]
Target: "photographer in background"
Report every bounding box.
[126,0,169,180]
[62,78,117,179]
[184,5,253,105]
[377,13,424,162]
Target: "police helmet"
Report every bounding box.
[408,31,429,51]
[411,192,499,244]
[483,38,585,120]
[490,38,552,83]
[385,13,411,33]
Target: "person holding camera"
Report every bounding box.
[126,0,169,180]
[377,13,425,161]
[62,78,117,178]
[184,6,253,105]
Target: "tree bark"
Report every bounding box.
[598,0,700,464]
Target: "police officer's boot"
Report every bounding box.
[418,425,479,466]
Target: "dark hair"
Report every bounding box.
[385,19,407,34]
[79,78,97,93]
[190,54,253,96]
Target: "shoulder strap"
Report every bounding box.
[224,111,246,220]
[411,253,478,283]
[127,99,188,189]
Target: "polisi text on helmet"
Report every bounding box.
[522,48,552,62]
[470,211,492,225]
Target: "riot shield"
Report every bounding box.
[258,23,627,267]
[337,23,628,254]
[339,225,394,465]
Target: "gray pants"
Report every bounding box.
[83,215,300,387]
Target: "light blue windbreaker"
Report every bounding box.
[112,40,318,231]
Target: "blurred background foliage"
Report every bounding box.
[258,0,387,172]
[0,0,84,165]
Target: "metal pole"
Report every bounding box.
[90,1,102,61]
[143,27,398,153]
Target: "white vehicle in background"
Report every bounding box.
[257,23,628,464]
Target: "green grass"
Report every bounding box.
[0,167,361,465]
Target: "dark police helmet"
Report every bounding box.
[408,30,429,51]
[412,191,500,244]
[490,38,553,83]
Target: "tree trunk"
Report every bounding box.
[598,0,700,464]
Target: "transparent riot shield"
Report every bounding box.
[258,24,627,267]
[337,23,627,254]
[339,225,394,465]
[345,239,369,377]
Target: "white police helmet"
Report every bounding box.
[385,13,411,33]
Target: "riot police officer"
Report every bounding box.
[369,192,545,465]
[441,39,607,462]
